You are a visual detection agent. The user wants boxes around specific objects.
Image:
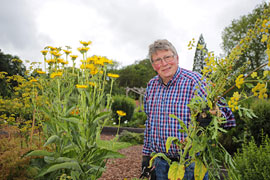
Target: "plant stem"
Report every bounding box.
[217,62,268,103]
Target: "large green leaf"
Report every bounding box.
[25,150,54,157]
[101,150,125,159]
[168,161,185,180]
[38,161,82,177]
[43,135,60,147]
[55,157,74,163]
[166,137,180,153]
[61,117,80,124]
[169,114,188,133]
[149,153,171,168]
[194,159,207,180]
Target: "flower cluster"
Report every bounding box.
[202,52,217,75]
[235,74,244,89]
[228,92,241,111]
[252,83,268,99]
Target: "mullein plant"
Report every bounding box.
[25,41,123,180]
[149,4,270,180]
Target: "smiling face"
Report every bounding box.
[151,49,179,84]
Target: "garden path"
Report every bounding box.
[99,134,142,180]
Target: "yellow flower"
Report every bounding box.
[90,69,99,75]
[76,84,88,88]
[107,73,120,78]
[51,51,62,58]
[57,58,64,63]
[37,70,46,74]
[235,74,244,89]
[63,49,72,55]
[116,110,126,117]
[228,92,241,112]
[261,34,268,43]
[46,59,56,64]
[85,64,95,69]
[251,72,257,78]
[0,71,8,79]
[252,83,268,99]
[70,55,78,60]
[48,46,57,51]
[78,47,90,54]
[263,70,269,77]
[50,72,63,78]
[41,50,48,56]
[30,79,38,82]
[197,43,204,50]
[89,82,96,87]
[80,40,92,47]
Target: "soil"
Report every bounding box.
[99,134,143,180]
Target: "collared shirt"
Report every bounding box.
[143,67,236,157]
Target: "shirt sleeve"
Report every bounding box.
[142,87,152,156]
[217,99,236,128]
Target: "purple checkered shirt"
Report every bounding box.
[143,67,236,157]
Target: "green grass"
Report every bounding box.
[96,138,133,151]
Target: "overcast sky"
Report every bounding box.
[0,0,266,70]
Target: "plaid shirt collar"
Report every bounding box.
[158,67,181,86]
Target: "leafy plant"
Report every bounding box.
[118,130,144,145]
[227,135,270,180]
[111,95,136,124]
[24,41,124,179]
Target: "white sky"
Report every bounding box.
[0,0,267,70]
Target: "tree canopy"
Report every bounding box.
[221,2,269,73]
[0,49,26,97]
[116,59,156,88]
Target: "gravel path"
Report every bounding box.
[99,134,143,180]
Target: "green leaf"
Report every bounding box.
[207,99,213,109]
[43,135,60,147]
[194,159,207,180]
[169,114,188,133]
[61,117,80,124]
[25,150,54,157]
[149,153,172,168]
[101,150,125,159]
[55,157,74,163]
[168,161,185,180]
[38,161,82,177]
[93,112,110,123]
[166,137,180,153]
[245,83,254,88]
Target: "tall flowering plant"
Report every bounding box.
[25,41,123,179]
[149,5,270,180]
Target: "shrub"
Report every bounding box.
[126,111,147,128]
[111,95,136,124]
[227,135,270,180]
[118,130,144,145]
[247,99,270,144]
[219,98,270,154]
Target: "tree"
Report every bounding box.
[117,59,156,88]
[192,34,208,73]
[0,49,26,97]
[221,2,269,73]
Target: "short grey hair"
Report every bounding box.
[148,39,178,62]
